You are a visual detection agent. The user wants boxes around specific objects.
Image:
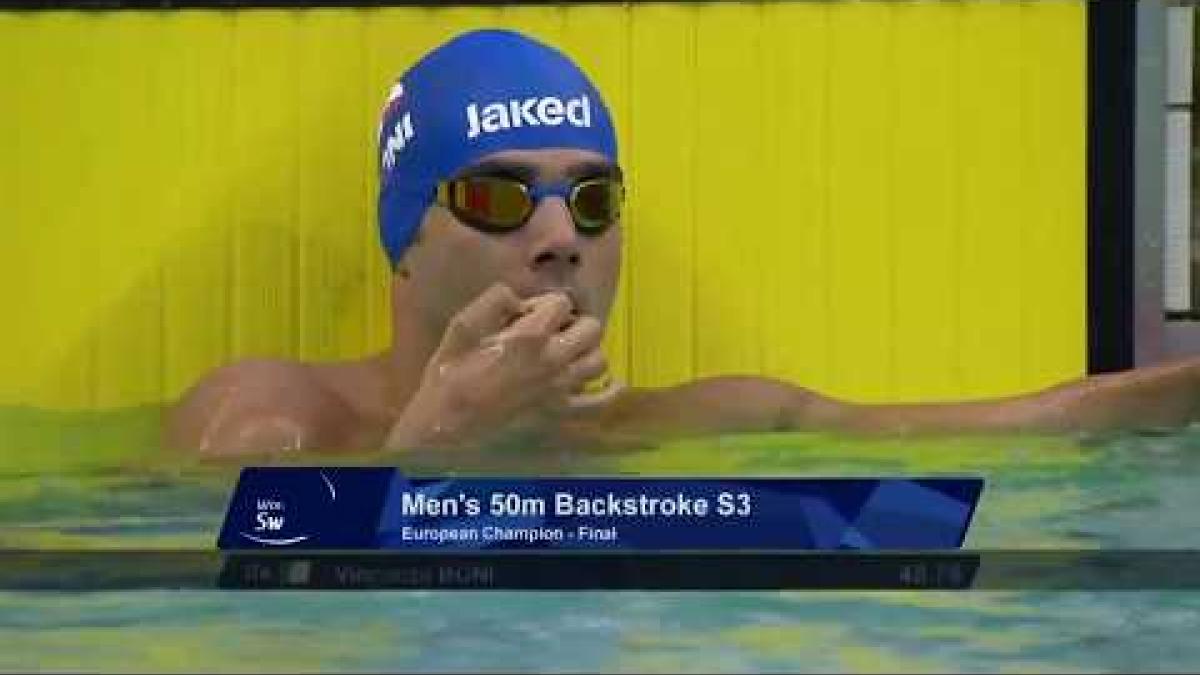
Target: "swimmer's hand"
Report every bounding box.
[383,283,607,452]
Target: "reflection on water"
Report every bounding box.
[2,406,1200,672]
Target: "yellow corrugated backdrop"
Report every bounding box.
[0,0,1085,410]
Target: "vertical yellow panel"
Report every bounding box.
[627,4,698,387]
[1021,0,1087,388]
[957,2,1026,398]
[498,3,564,45]
[0,13,35,405]
[294,9,372,363]
[229,11,298,361]
[761,2,833,393]
[826,2,893,402]
[693,2,765,379]
[891,1,959,401]
[19,13,97,408]
[562,4,633,384]
[90,12,166,407]
[162,10,235,401]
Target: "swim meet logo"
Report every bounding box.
[217,468,396,549]
[465,93,592,140]
[239,471,336,546]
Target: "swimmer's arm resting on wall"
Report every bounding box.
[165,354,1200,458]
[608,358,1200,438]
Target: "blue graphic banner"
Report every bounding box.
[217,469,983,551]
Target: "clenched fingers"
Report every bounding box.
[439,283,523,359]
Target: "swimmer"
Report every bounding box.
[165,29,1200,459]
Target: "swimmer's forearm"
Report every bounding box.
[807,396,1047,435]
[811,358,1200,435]
[1032,357,1200,432]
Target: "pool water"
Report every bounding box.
[2,405,1199,672]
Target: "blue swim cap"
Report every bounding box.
[377,29,619,265]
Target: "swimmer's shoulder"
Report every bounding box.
[163,358,360,458]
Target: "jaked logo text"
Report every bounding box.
[466,94,592,139]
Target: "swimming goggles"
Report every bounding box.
[435,175,624,235]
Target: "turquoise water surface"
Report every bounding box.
[2,406,1199,672]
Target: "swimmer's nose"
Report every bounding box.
[527,196,582,273]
